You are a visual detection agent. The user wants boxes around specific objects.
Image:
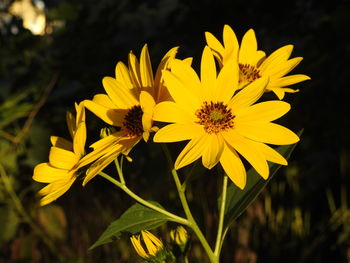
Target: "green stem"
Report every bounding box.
[114,157,125,185]
[98,172,189,226]
[161,144,218,263]
[214,175,228,257]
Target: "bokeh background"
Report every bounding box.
[1,0,349,262]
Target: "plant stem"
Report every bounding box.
[114,157,125,185]
[214,175,228,257]
[161,144,218,263]
[98,172,189,226]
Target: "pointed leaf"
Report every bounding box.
[90,202,171,249]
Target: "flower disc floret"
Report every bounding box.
[123,105,143,137]
[195,101,235,134]
[239,63,261,84]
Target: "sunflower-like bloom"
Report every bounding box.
[82,44,179,185]
[205,25,310,99]
[130,230,164,259]
[33,102,88,205]
[153,46,299,189]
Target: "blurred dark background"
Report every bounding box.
[1,0,349,262]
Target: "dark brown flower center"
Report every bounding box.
[239,63,261,84]
[195,101,235,134]
[123,105,143,137]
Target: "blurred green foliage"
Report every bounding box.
[1,0,349,262]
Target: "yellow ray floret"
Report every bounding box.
[205,25,310,99]
[82,44,179,185]
[153,46,299,189]
[33,102,92,205]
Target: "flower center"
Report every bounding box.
[239,63,261,84]
[195,101,235,134]
[123,105,143,137]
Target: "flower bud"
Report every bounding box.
[130,230,164,259]
[169,226,189,246]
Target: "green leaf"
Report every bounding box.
[90,202,171,249]
[220,130,302,230]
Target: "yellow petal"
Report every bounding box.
[115,61,134,91]
[202,134,224,169]
[92,94,117,109]
[170,59,201,98]
[220,143,246,189]
[153,123,203,143]
[154,46,179,102]
[84,99,125,127]
[239,29,258,65]
[38,178,75,206]
[235,100,290,123]
[222,131,269,179]
[222,25,239,63]
[73,122,86,157]
[140,91,156,133]
[229,76,268,111]
[128,51,142,89]
[162,70,201,112]
[234,122,300,145]
[33,163,69,183]
[140,44,154,95]
[268,74,310,89]
[49,146,79,170]
[205,31,225,62]
[130,235,148,258]
[50,136,73,151]
[256,143,287,165]
[66,111,75,139]
[215,58,239,103]
[153,101,195,124]
[175,134,208,170]
[263,57,303,79]
[102,77,139,108]
[83,153,118,186]
[200,46,217,100]
[259,45,293,73]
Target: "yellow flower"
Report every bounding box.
[153,46,299,189]
[82,44,178,185]
[130,230,163,259]
[205,25,310,99]
[33,102,88,206]
[169,226,188,246]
